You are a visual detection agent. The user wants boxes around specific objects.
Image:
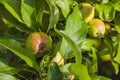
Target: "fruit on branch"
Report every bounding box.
[88,19,106,38]
[26,32,52,57]
[78,3,95,22]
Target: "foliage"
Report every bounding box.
[0,0,120,80]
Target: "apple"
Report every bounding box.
[26,32,52,57]
[78,3,95,22]
[88,19,106,38]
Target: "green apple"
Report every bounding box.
[88,19,106,38]
[79,3,95,22]
[26,32,52,57]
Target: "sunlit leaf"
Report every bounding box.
[111,1,120,11]
[59,6,88,59]
[96,3,115,22]
[68,0,77,8]
[0,2,33,33]
[0,73,19,80]
[21,0,36,29]
[69,63,91,80]
[54,27,82,64]
[1,0,22,22]
[60,63,71,74]
[60,63,91,80]
[91,74,112,80]
[0,4,20,28]
[0,67,20,75]
[56,0,70,18]
[82,38,101,51]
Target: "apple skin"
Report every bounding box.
[78,3,95,22]
[88,19,106,38]
[26,32,52,57]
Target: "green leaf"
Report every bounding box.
[111,0,120,3]
[101,0,109,4]
[60,63,72,74]
[68,0,77,8]
[54,27,82,64]
[82,38,101,51]
[56,0,70,18]
[91,74,112,80]
[21,0,36,28]
[60,63,91,80]
[46,0,59,32]
[47,62,63,80]
[1,0,22,22]
[0,4,20,28]
[114,35,120,64]
[0,67,20,75]
[0,3,33,33]
[103,38,113,55]
[89,47,98,74]
[0,58,9,68]
[35,0,45,25]
[114,13,120,33]
[82,39,95,51]
[0,73,19,80]
[111,1,120,11]
[96,3,115,22]
[0,0,5,3]
[111,60,119,74]
[103,38,119,74]
[0,58,20,75]
[0,39,40,71]
[69,63,91,80]
[60,6,88,59]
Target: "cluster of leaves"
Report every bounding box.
[0,0,120,80]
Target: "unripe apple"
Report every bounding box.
[88,19,106,38]
[26,32,52,57]
[78,3,95,22]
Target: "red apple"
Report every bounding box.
[26,32,52,57]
